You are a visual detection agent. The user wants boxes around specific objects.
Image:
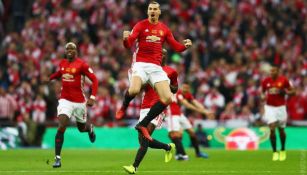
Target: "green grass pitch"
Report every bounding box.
[0,149,306,175]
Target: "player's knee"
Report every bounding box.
[160,95,172,105]
[128,87,140,96]
[58,125,66,132]
[169,132,181,139]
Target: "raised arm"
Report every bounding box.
[165,29,192,52]
[123,23,142,49]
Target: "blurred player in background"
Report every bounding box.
[166,82,214,160]
[261,64,295,161]
[122,49,176,174]
[49,42,98,168]
[117,1,192,141]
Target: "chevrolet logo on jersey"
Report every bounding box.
[146,35,161,42]
[62,73,74,81]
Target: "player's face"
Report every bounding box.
[270,66,279,78]
[182,84,190,93]
[65,44,77,59]
[147,4,161,21]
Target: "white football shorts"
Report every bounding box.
[165,114,192,132]
[139,108,165,129]
[129,62,170,87]
[57,99,87,123]
[263,105,287,128]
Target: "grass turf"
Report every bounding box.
[0,149,305,175]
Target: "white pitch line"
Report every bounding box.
[0,170,299,174]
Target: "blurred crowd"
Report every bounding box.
[0,0,306,132]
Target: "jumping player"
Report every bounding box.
[117,1,192,141]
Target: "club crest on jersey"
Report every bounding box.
[159,30,164,36]
[71,68,76,73]
[146,35,161,42]
[277,82,282,87]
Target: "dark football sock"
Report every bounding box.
[149,139,170,151]
[270,130,277,152]
[279,130,286,151]
[55,129,65,156]
[171,137,186,155]
[139,101,167,127]
[190,136,200,155]
[122,91,135,109]
[78,123,90,133]
[133,136,149,168]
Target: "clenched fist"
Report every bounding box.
[123,31,131,40]
[183,39,192,48]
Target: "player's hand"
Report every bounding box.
[86,98,95,107]
[183,39,192,48]
[123,31,130,40]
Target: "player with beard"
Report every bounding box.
[117,1,192,141]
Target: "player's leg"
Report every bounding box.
[169,131,187,160]
[76,122,96,143]
[124,134,149,174]
[117,64,145,120]
[165,116,186,160]
[264,105,279,161]
[53,114,69,168]
[277,105,288,161]
[181,115,208,158]
[147,123,169,150]
[186,128,208,158]
[74,103,96,143]
[278,127,287,161]
[136,81,172,140]
[269,122,278,161]
[146,123,174,162]
[53,99,74,168]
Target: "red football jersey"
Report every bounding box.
[169,90,194,116]
[141,66,178,109]
[261,75,292,106]
[124,19,186,65]
[50,58,98,103]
